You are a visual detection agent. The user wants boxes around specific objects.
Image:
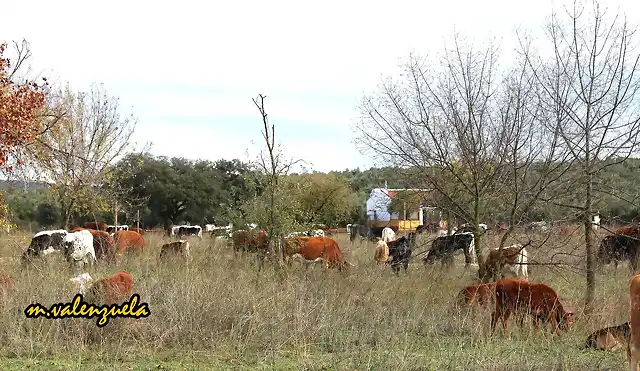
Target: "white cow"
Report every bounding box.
[64,229,97,266]
[381,227,396,243]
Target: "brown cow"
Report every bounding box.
[85,271,133,305]
[113,230,146,254]
[374,240,389,265]
[458,282,496,308]
[482,244,529,281]
[490,279,573,336]
[616,225,640,239]
[627,273,640,369]
[295,237,352,270]
[160,240,190,261]
[584,322,630,351]
[232,230,268,254]
[83,222,107,231]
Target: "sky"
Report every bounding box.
[3,0,637,173]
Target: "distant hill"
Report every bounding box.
[0,180,49,190]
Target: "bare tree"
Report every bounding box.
[355,36,541,276]
[27,83,141,228]
[251,94,303,264]
[521,0,640,313]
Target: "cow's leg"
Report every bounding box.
[502,309,512,337]
[490,311,500,335]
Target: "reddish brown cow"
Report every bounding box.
[113,230,146,254]
[85,271,133,305]
[296,237,352,270]
[458,282,496,308]
[615,225,640,238]
[232,230,268,254]
[490,279,574,336]
[83,222,107,231]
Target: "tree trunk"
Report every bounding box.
[584,171,595,315]
[60,200,74,230]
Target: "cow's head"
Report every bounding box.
[559,311,574,331]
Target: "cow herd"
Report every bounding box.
[10,217,640,369]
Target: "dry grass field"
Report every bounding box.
[0,228,632,370]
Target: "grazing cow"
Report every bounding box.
[177,225,203,239]
[113,230,146,254]
[374,239,389,265]
[490,279,574,336]
[597,235,640,271]
[584,322,630,351]
[482,244,529,281]
[160,240,191,261]
[381,227,396,243]
[69,272,93,295]
[232,230,269,254]
[349,223,372,242]
[64,229,97,267]
[23,229,96,267]
[69,228,116,262]
[629,273,640,370]
[458,282,496,308]
[23,229,69,263]
[204,224,216,232]
[424,232,477,267]
[85,271,134,305]
[295,237,352,270]
[386,236,412,275]
[84,222,107,231]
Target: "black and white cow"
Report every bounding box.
[456,223,488,235]
[387,236,412,275]
[423,232,477,267]
[23,229,96,267]
[286,229,325,238]
[105,225,129,234]
[177,225,203,239]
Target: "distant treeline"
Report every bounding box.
[2,153,640,232]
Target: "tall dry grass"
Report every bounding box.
[0,229,632,370]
